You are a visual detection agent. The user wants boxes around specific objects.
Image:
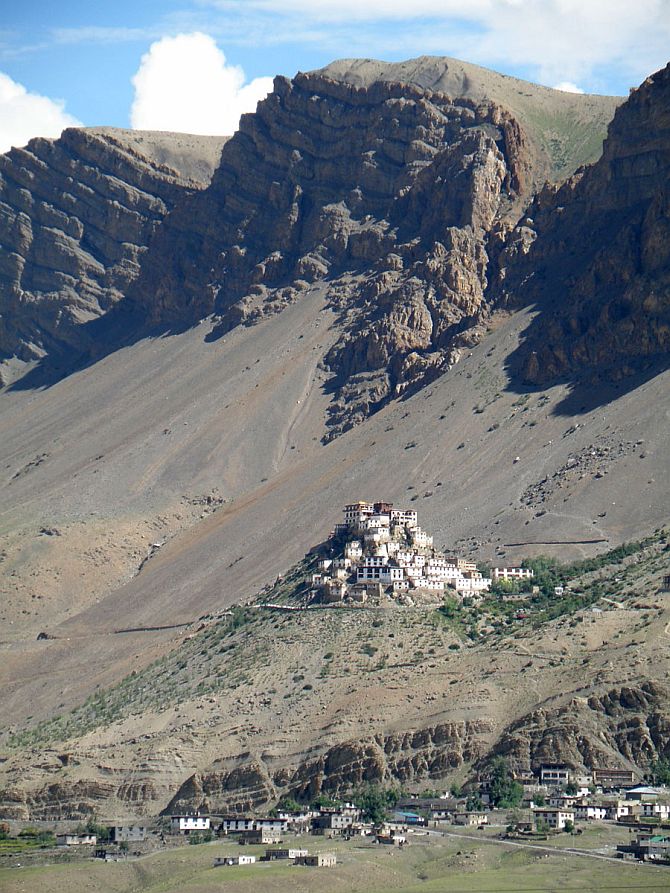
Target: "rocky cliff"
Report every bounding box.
[489,680,670,777]
[497,62,670,388]
[128,64,617,435]
[0,128,226,383]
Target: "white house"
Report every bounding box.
[492,567,534,581]
[214,855,256,866]
[533,808,575,830]
[391,509,417,528]
[344,502,374,528]
[411,528,433,548]
[56,833,97,847]
[344,540,363,559]
[540,765,570,786]
[642,802,670,820]
[171,815,210,834]
[574,804,608,821]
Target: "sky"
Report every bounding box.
[1,0,669,153]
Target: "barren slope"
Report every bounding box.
[0,299,668,817]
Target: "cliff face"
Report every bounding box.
[0,59,620,434]
[129,71,560,435]
[0,128,225,382]
[498,63,670,386]
[490,681,670,776]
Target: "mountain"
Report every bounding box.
[0,127,227,385]
[124,59,619,437]
[0,57,668,820]
[498,62,670,390]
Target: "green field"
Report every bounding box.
[1,830,668,893]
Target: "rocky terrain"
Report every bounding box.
[124,61,618,436]
[497,62,670,389]
[0,55,668,820]
[0,127,226,384]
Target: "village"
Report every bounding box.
[309,500,532,605]
[4,763,670,871]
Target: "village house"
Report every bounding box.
[539,764,571,786]
[213,854,256,867]
[453,812,488,826]
[219,816,287,835]
[109,825,146,843]
[492,566,534,582]
[56,833,97,847]
[592,768,638,788]
[450,570,492,595]
[239,827,282,845]
[574,803,608,821]
[602,799,638,821]
[617,834,670,862]
[264,847,309,861]
[533,807,575,830]
[625,785,661,802]
[276,810,312,833]
[548,793,579,809]
[170,815,210,834]
[311,812,357,834]
[377,831,407,845]
[295,853,337,867]
[642,802,670,820]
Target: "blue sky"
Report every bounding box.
[1,1,669,151]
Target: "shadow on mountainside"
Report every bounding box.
[503,302,670,418]
[6,306,202,392]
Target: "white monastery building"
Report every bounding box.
[311,501,492,604]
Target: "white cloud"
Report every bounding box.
[207,0,670,94]
[130,32,273,135]
[0,71,81,154]
[553,81,584,94]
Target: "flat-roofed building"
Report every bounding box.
[295,853,337,867]
[344,502,374,528]
[171,815,210,834]
[592,768,637,788]
[533,808,575,830]
[540,764,571,786]
[492,567,535,581]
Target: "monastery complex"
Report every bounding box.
[310,501,532,605]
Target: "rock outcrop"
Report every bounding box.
[498,62,670,387]
[163,719,492,815]
[0,128,226,382]
[486,680,670,776]
[130,67,615,435]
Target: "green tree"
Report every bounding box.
[276,796,302,814]
[650,758,670,786]
[353,784,399,824]
[310,793,340,810]
[466,793,484,811]
[488,757,523,808]
[76,818,111,841]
